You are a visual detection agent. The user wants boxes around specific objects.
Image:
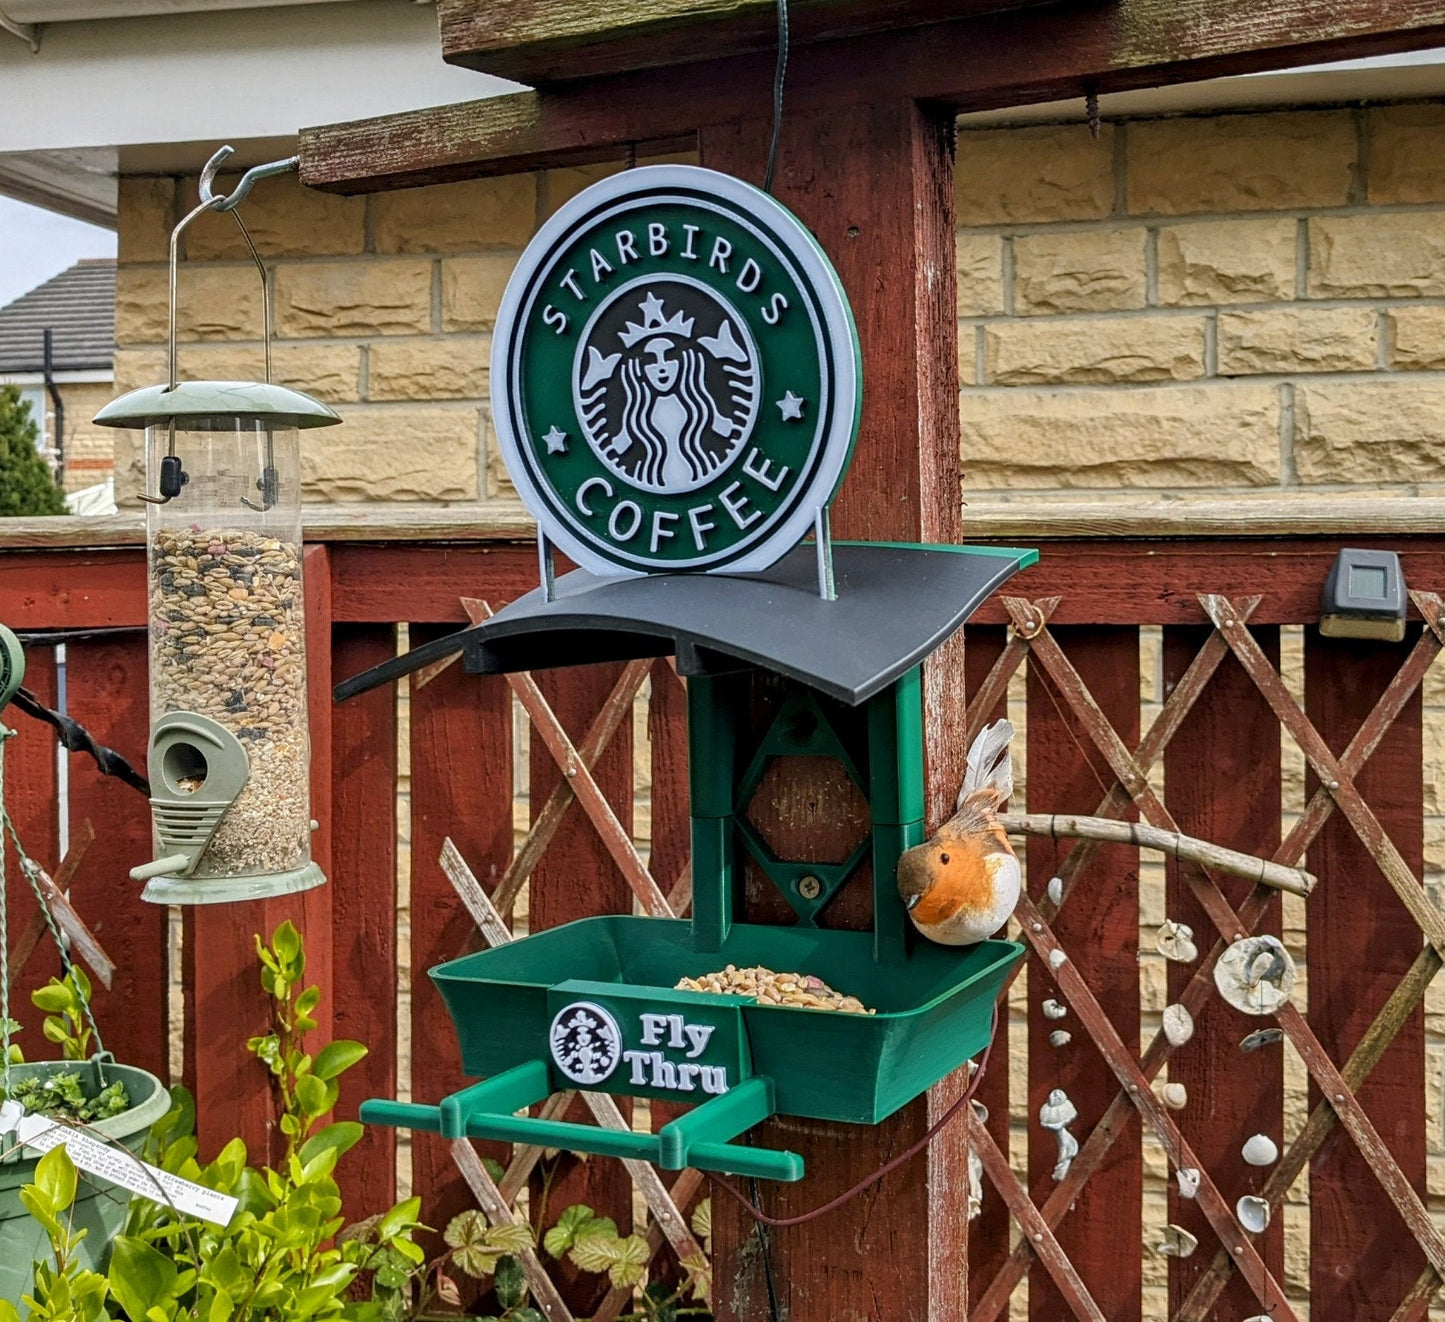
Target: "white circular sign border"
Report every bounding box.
[548,999,623,1086]
[491,164,861,578]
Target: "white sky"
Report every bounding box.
[0,195,116,310]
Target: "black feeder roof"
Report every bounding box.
[335,542,1037,707]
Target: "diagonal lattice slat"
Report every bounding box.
[970,592,1445,1320]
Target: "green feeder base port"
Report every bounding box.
[140,861,325,906]
[361,917,1021,1181]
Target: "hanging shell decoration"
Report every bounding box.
[968,1099,987,1220]
[1162,1003,1195,1047]
[1046,876,1064,906]
[1038,1088,1079,1183]
[1176,1167,1201,1200]
[1048,948,1068,971]
[1156,920,1198,963]
[1049,1029,1072,1048]
[1042,998,1068,1020]
[1236,1195,1271,1234]
[1241,1028,1285,1052]
[1242,1134,1279,1167]
[1216,935,1296,1015]
[1158,1081,1188,1110]
[1156,1224,1198,1258]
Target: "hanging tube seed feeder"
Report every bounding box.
[96,146,340,905]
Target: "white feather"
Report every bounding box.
[958,718,1015,809]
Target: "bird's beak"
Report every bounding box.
[905,893,921,911]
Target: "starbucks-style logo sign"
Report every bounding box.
[549,1001,622,1085]
[492,165,861,576]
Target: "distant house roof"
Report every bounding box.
[0,259,115,375]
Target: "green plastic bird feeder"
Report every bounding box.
[95,147,339,905]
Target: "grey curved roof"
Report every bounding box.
[0,259,115,375]
[336,542,1039,707]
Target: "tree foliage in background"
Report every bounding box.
[0,385,66,517]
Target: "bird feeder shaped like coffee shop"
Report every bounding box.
[94,147,340,905]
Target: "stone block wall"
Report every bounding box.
[956,105,1445,497]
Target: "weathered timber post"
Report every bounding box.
[699,100,971,1320]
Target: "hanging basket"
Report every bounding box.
[0,1059,170,1308]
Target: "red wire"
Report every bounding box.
[708,1003,998,1228]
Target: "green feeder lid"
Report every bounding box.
[93,380,341,430]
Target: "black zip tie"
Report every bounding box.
[763,0,790,193]
[750,1175,784,1322]
[11,686,150,795]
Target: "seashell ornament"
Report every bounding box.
[1046,876,1064,906]
[1240,1028,1284,1052]
[1049,1029,1072,1048]
[1156,1224,1198,1258]
[1156,920,1198,963]
[1236,1195,1271,1233]
[1038,1088,1079,1183]
[1158,1081,1188,1110]
[1163,1003,1195,1047]
[1042,998,1068,1020]
[1175,1167,1200,1200]
[1048,948,1067,971]
[1242,1134,1278,1167]
[1216,935,1296,1015]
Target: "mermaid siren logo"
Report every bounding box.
[575,279,760,495]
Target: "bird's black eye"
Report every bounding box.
[939,852,950,865]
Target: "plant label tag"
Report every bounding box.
[14,1111,238,1227]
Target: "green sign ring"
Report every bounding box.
[492,164,862,577]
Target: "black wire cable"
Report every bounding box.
[10,686,150,795]
[749,1175,784,1322]
[762,0,790,194]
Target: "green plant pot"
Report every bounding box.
[0,1060,170,1312]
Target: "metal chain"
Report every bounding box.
[763,0,790,194]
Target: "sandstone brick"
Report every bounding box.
[184,173,365,259]
[1310,213,1445,298]
[116,264,262,343]
[960,384,1280,489]
[374,175,536,253]
[275,260,432,337]
[118,177,174,264]
[1429,729,1445,817]
[1012,229,1147,315]
[300,407,479,501]
[113,343,359,402]
[441,255,518,332]
[956,233,1004,317]
[486,435,517,499]
[1389,306,1445,370]
[1370,104,1445,204]
[546,163,619,217]
[1127,111,1356,214]
[1295,381,1445,485]
[985,315,1205,385]
[110,430,145,507]
[1218,307,1378,375]
[955,124,1114,224]
[368,339,489,400]
[957,329,977,387]
[1156,219,1297,305]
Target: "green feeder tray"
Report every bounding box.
[353,543,1035,1181]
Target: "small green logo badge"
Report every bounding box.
[493,165,860,576]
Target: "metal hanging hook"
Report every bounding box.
[138,145,297,506]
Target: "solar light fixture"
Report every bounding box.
[95,147,340,904]
[1320,548,1407,643]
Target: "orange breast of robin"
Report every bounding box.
[910,834,1004,927]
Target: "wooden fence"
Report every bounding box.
[4,500,1445,1320]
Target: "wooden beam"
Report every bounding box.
[300,0,1445,194]
[436,0,1059,84]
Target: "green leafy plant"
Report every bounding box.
[32,967,97,1061]
[0,385,67,518]
[0,1148,110,1322]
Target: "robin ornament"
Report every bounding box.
[896,719,1021,946]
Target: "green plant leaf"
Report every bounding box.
[567,1232,620,1276]
[605,1234,650,1290]
[493,1256,526,1311]
[271,921,303,969]
[109,1235,180,1321]
[300,1121,364,1169]
[295,1073,331,1119]
[542,1203,594,1258]
[312,1040,368,1082]
[445,1210,503,1279]
[374,1195,423,1244]
[509,1310,545,1322]
[30,983,75,1014]
[35,1143,78,1212]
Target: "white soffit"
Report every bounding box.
[0,1,516,159]
[4,0,359,18]
[961,47,1445,125]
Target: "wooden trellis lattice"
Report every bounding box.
[417,601,704,1314]
[966,592,1445,1321]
